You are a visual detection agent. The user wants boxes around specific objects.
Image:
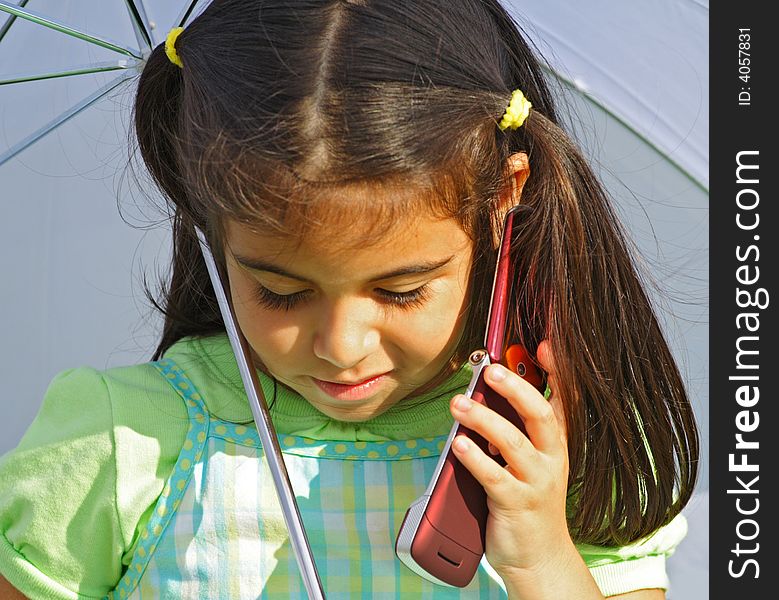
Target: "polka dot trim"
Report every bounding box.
[106,359,209,599]
[208,417,448,461]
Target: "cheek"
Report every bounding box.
[240,310,302,358]
[228,274,303,358]
[388,283,470,358]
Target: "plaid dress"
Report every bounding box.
[107,358,507,599]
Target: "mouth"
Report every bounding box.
[312,372,391,401]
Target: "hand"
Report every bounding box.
[449,340,573,583]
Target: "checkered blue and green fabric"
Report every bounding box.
[107,358,508,599]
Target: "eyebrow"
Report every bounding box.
[232,254,456,284]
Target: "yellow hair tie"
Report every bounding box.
[498,89,532,131]
[165,27,185,68]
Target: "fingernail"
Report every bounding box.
[489,365,506,382]
[453,437,470,452]
[454,395,472,411]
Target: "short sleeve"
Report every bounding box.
[0,368,124,600]
[577,513,688,597]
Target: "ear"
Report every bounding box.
[498,152,530,212]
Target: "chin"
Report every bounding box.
[310,393,400,422]
[316,403,384,423]
[302,384,401,423]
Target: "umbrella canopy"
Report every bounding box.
[0,1,213,165]
[0,1,206,450]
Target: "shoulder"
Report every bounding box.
[17,360,189,450]
[576,513,688,597]
[160,333,258,422]
[0,360,191,598]
[8,365,117,457]
[577,513,688,565]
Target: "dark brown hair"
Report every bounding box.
[133,0,698,546]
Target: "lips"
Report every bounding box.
[312,372,391,401]
[323,374,387,385]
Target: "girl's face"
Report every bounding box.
[223,212,474,422]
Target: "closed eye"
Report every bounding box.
[376,286,432,309]
[251,284,433,312]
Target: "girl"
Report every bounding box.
[0,0,699,598]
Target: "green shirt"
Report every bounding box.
[0,333,687,599]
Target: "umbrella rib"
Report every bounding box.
[0,0,28,45]
[0,0,143,60]
[175,0,204,28]
[123,0,154,51]
[541,63,709,194]
[0,60,137,85]
[0,72,133,167]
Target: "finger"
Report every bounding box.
[536,340,568,445]
[450,394,539,478]
[536,339,557,400]
[535,339,555,374]
[547,394,568,451]
[535,339,558,395]
[483,363,563,456]
[450,434,524,505]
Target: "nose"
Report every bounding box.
[312,298,381,370]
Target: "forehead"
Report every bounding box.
[224,211,472,280]
[223,171,470,246]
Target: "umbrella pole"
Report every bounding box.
[194,226,326,600]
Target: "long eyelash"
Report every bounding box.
[251,285,309,312]
[376,285,432,310]
[251,284,432,312]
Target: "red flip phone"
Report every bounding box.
[395,205,545,587]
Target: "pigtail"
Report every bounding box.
[133,35,224,360]
[465,0,699,547]
[506,107,699,545]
